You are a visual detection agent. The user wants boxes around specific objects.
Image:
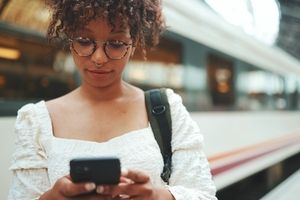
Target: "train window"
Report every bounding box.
[131,37,182,64]
[125,37,183,91]
[285,76,299,110]
[235,66,295,111]
[0,31,76,116]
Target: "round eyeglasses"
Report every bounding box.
[69,37,132,60]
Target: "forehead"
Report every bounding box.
[81,18,130,35]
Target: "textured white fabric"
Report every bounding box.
[8,89,217,200]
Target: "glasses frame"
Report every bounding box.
[69,37,133,60]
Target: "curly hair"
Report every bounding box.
[45,0,166,58]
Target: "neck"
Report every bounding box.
[78,80,130,102]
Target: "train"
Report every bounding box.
[0,0,300,199]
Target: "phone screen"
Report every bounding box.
[70,157,121,184]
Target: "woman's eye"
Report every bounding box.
[107,40,126,49]
[76,38,93,46]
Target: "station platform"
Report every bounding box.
[261,169,300,200]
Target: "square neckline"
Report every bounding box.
[38,100,152,144]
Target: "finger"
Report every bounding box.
[96,184,137,198]
[120,177,134,184]
[121,168,128,176]
[122,169,150,183]
[96,185,120,197]
[58,176,96,197]
[96,170,150,197]
[119,183,150,197]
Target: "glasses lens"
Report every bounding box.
[72,38,94,56]
[105,41,129,59]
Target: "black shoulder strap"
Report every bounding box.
[145,88,172,183]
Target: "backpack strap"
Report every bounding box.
[144,88,172,183]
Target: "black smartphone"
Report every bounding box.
[70,157,121,185]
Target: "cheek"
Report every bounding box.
[71,53,87,69]
[113,53,131,71]
[119,57,130,70]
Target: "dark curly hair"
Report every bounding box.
[45,0,166,58]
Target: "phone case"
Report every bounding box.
[70,157,121,184]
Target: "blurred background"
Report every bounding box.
[0,0,299,199]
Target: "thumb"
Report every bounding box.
[121,169,150,184]
[58,176,96,197]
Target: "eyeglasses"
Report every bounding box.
[69,37,132,60]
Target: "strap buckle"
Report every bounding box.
[152,105,166,115]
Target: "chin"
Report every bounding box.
[84,79,119,89]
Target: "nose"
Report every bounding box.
[90,44,109,65]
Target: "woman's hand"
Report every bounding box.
[96,169,175,200]
[39,175,111,200]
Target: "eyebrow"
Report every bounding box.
[110,30,130,36]
[81,27,129,35]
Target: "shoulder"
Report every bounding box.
[11,101,49,170]
[164,88,204,147]
[125,83,145,100]
[16,101,47,126]
[45,90,77,116]
[164,88,185,116]
[144,88,184,117]
[45,92,71,108]
[15,100,52,142]
[165,88,183,105]
[15,100,51,137]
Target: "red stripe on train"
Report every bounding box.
[210,134,300,176]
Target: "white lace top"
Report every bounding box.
[8,89,217,200]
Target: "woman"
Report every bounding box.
[8,0,217,199]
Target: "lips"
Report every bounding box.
[86,68,112,74]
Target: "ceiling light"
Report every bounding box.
[0,47,21,60]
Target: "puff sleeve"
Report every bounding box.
[166,89,217,200]
[8,103,50,200]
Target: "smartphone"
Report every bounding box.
[70,157,121,185]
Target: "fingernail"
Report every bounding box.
[85,183,96,191]
[122,168,128,175]
[96,186,104,194]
